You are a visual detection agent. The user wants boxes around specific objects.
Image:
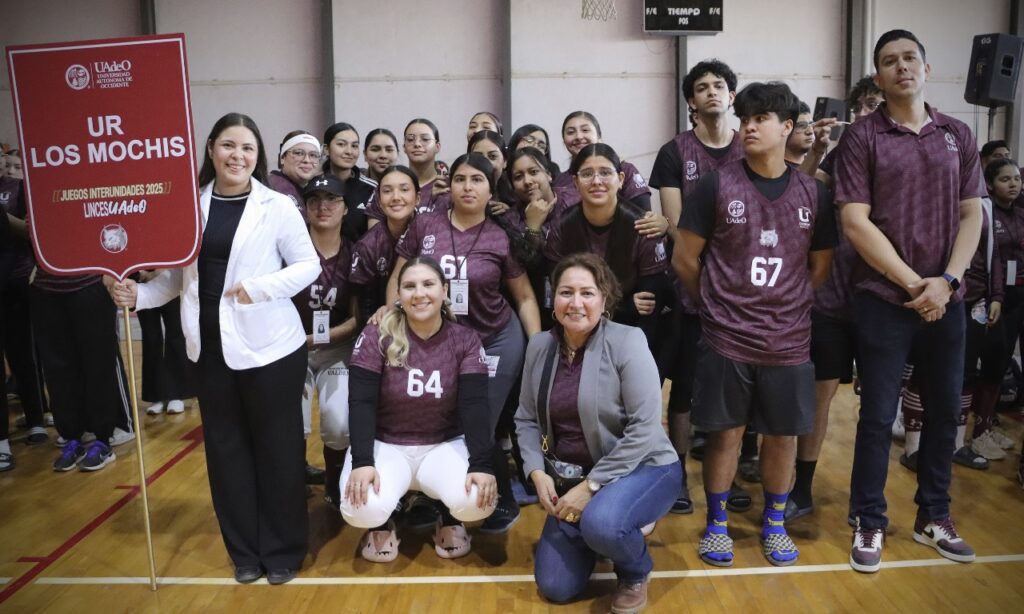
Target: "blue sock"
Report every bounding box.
[762,490,788,538]
[705,489,730,535]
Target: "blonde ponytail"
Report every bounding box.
[380,256,459,368]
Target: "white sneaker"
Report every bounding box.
[146,401,165,415]
[970,431,1007,460]
[892,413,906,440]
[109,427,135,447]
[44,412,54,427]
[82,432,97,443]
[166,400,185,414]
[988,428,1016,450]
[57,432,96,447]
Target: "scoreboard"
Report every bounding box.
[643,0,724,35]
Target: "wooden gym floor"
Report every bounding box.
[1,339,1023,613]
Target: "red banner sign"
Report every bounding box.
[6,34,200,280]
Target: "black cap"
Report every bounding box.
[303,174,346,199]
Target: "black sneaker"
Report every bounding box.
[0,452,14,472]
[53,439,85,471]
[79,440,116,472]
[26,427,49,445]
[671,483,693,514]
[899,451,918,472]
[726,482,752,513]
[952,446,989,470]
[738,458,761,483]
[479,498,521,534]
[403,494,441,530]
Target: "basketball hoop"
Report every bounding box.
[581,0,617,21]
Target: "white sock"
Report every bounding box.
[955,424,967,449]
[0,439,10,455]
[905,430,922,456]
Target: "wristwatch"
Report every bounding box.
[587,479,602,494]
[942,273,961,292]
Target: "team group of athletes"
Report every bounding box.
[3,26,1024,612]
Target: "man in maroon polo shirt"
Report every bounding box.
[676,81,836,568]
[835,29,984,573]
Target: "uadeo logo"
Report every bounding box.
[65,64,90,90]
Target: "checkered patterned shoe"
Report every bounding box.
[762,532,799,566]
[698,532,734,567]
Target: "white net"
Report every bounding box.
[581,0,617,21]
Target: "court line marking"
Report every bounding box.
[0,426,204,605]
[31,554,1024,586]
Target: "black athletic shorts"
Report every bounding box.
[810,310,857,383]
[691,340,815,436]
[666,311,702,413]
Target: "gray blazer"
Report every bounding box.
[514,319,677,486]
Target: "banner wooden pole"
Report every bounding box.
[122,306,158,590]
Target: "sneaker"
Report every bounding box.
[305,463,326,485]
[970,431,1007,460]
[670,483,693,514]
[892,410,906,440]
[690,433,707,461]
[952,446,989,470]
[913,516,975,563]
[55,436,67,448]
[82,432,97,443]
[433,520,471,559]
[726,482,752,513]
[53,440,86,471]
[109,427,135,447]
[478,498,520,534]
[43,412,54,427]
[738,457,761,483]
[899,451,918,472]
[166,400,186,414]
[146,401,165,415]
[849,526,884,573]
[0,452,14,472]
[403,494,441,530]
[610,578,648,614]
[988,428,1016,450]
[14,413,26,428]
[26,427,49,445]
[79,440,116,471]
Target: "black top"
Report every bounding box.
[198,192,248,303]
[649,138,735,190]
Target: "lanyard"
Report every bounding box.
[447,211,486,280]
[316,243,345,304]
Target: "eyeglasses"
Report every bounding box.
[853,99,882,114]
[794,121,813,132]
[307,196,344,209]
[287,149,321,162]
[521,135,547,150]
[576,168,617,182]
[405,135,436,145]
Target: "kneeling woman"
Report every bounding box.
[515,253,680,610]
[342,257,497,561]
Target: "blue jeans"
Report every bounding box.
[851,293,964,529]
[534,461,681,603]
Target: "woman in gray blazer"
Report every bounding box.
[515,253,680,613]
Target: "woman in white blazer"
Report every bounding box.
[110,113,320,586]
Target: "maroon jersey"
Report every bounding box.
[267,170,305,216]
[682,160,835,366]
[366,177,442,222]
[833,104,984,305]
[292,242,353,335]
[396,209,525,344]
[350,221,400,308]
[992,201,1024,286]
[543,208,668,277]
[650,130,744,198]
[963,207,1003,305]
[350,320,488,445]
[554,161,651,210]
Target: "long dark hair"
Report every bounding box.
[467,130,515,204]
[198,112,268,187]
[561,111,602,139]
[506,146,553,207]
[561,143,643,299]
[509,124,560,176]
[321,122,359,173]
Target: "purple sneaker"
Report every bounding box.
[913,516,975,563]
[53,439,85,472]
[849,526,884,573]
[79,440,116,472]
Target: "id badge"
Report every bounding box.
[484,354,500,378]
[450,279,470,315]
[313,310,331,344]
[1009,260,1018,286]
[970,300,988,325]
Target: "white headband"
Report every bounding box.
[280,133,322,154]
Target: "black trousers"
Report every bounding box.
[138,298,196,402]
[2,278,46,439]
[197,336,309,570]
[30,282,121,442]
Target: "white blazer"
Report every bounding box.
[137,178,319,369]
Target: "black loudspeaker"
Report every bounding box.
[964,33,1024,107]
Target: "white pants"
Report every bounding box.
[303,343,352,449]
[340,437,496,528]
